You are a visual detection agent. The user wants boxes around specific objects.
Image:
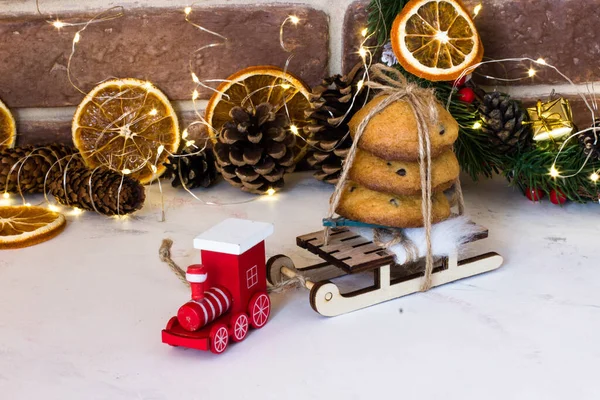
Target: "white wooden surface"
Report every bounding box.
[1,172,599,399]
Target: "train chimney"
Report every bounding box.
[177,264,231,332]
[186,264,207,301]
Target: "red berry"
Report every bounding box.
[525,188,544,202]
[454,75,469,87]
[549,189,567,205]
[457,87,476,103]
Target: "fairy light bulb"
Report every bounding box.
[25,203,31,207]
[150,165,158,174]
[157,145,165,156]
[186,140,195,147]
[266,188,276,196]
[122,168,132,175]
[473,4,482,17]
[591,172,599,182]
[73,32,81,43]
[191,72,200,84]
[281,83,291,90]
[361,28,368,37]
[184,7,192,15]
[192,89,199,100]
[182,129,189,139]
[143,81,153,90]
[550,165,560,178]
[290,125,299,136]
[53,20,65,29]
[2,192,9,199]
[72,207,83,216]
[357,80,364,90]
[536,58,546,65]
[473,121,482,129]
[358,47,367,60]
[48,204,60,212]
[528,68,536,77]
[148,108,158,116]
[289,15,300,25]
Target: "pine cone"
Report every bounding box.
[213,103,297,194]
[0,143,77,194]
[579,119,600,161]
[479,91,532,155]
[304,63,368,184]
[164,147,218,189]
[49,166,145,216]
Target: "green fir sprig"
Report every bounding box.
[366,0,410,46]
[365,0,598,203]
[507,144,599,203]
[388,64,498,180]
[366,0,497,180]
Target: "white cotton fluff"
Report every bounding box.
[351,216,480,265]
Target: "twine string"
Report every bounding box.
[267,273,309,294]
[159,239,189,287]
[159,238,307,294]
[325,63,457,291]
[454,178,465,216]
[373,228,419,262]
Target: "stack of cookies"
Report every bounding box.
[335,95,460,228]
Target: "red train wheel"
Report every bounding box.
[231,313,249,342]
[248,292,270,329]
[209,324,229,354]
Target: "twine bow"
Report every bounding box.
[325,63,451,291]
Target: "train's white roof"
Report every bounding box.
[193,218,274,255]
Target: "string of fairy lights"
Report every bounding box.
[3,3,346,215]
[2,1,598,214]
[451,56,600,184]
[1,3,161,217]
[444,4,598,185]
[363,1,599,187]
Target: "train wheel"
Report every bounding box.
[209,323,229,354]
[248,292,271,329]
[266,255,295,285]
[231,313,249,342]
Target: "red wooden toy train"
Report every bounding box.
[162,219,273,354]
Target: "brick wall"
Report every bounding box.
[0,0,597,145]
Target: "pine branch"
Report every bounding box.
[388,65,497,180]
[507,144,599,203]
[367,0,410,46]
[363,0,597,203]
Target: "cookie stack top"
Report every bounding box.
[335,95,461,228]
[348,95,459,161]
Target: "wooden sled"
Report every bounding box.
[267,224,503,317]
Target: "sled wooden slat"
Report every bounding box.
[297,228,395,274]
[296,262,348,282]
[470,226,490,242]
[318,236,372,254]
[297,229,358,248]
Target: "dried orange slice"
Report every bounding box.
[73,79,180,184]
[391,0,483,81]
[0,98,16,149]
[205,66,312,162]
[0,205,66,249]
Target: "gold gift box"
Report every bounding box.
[526,98,574,142]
